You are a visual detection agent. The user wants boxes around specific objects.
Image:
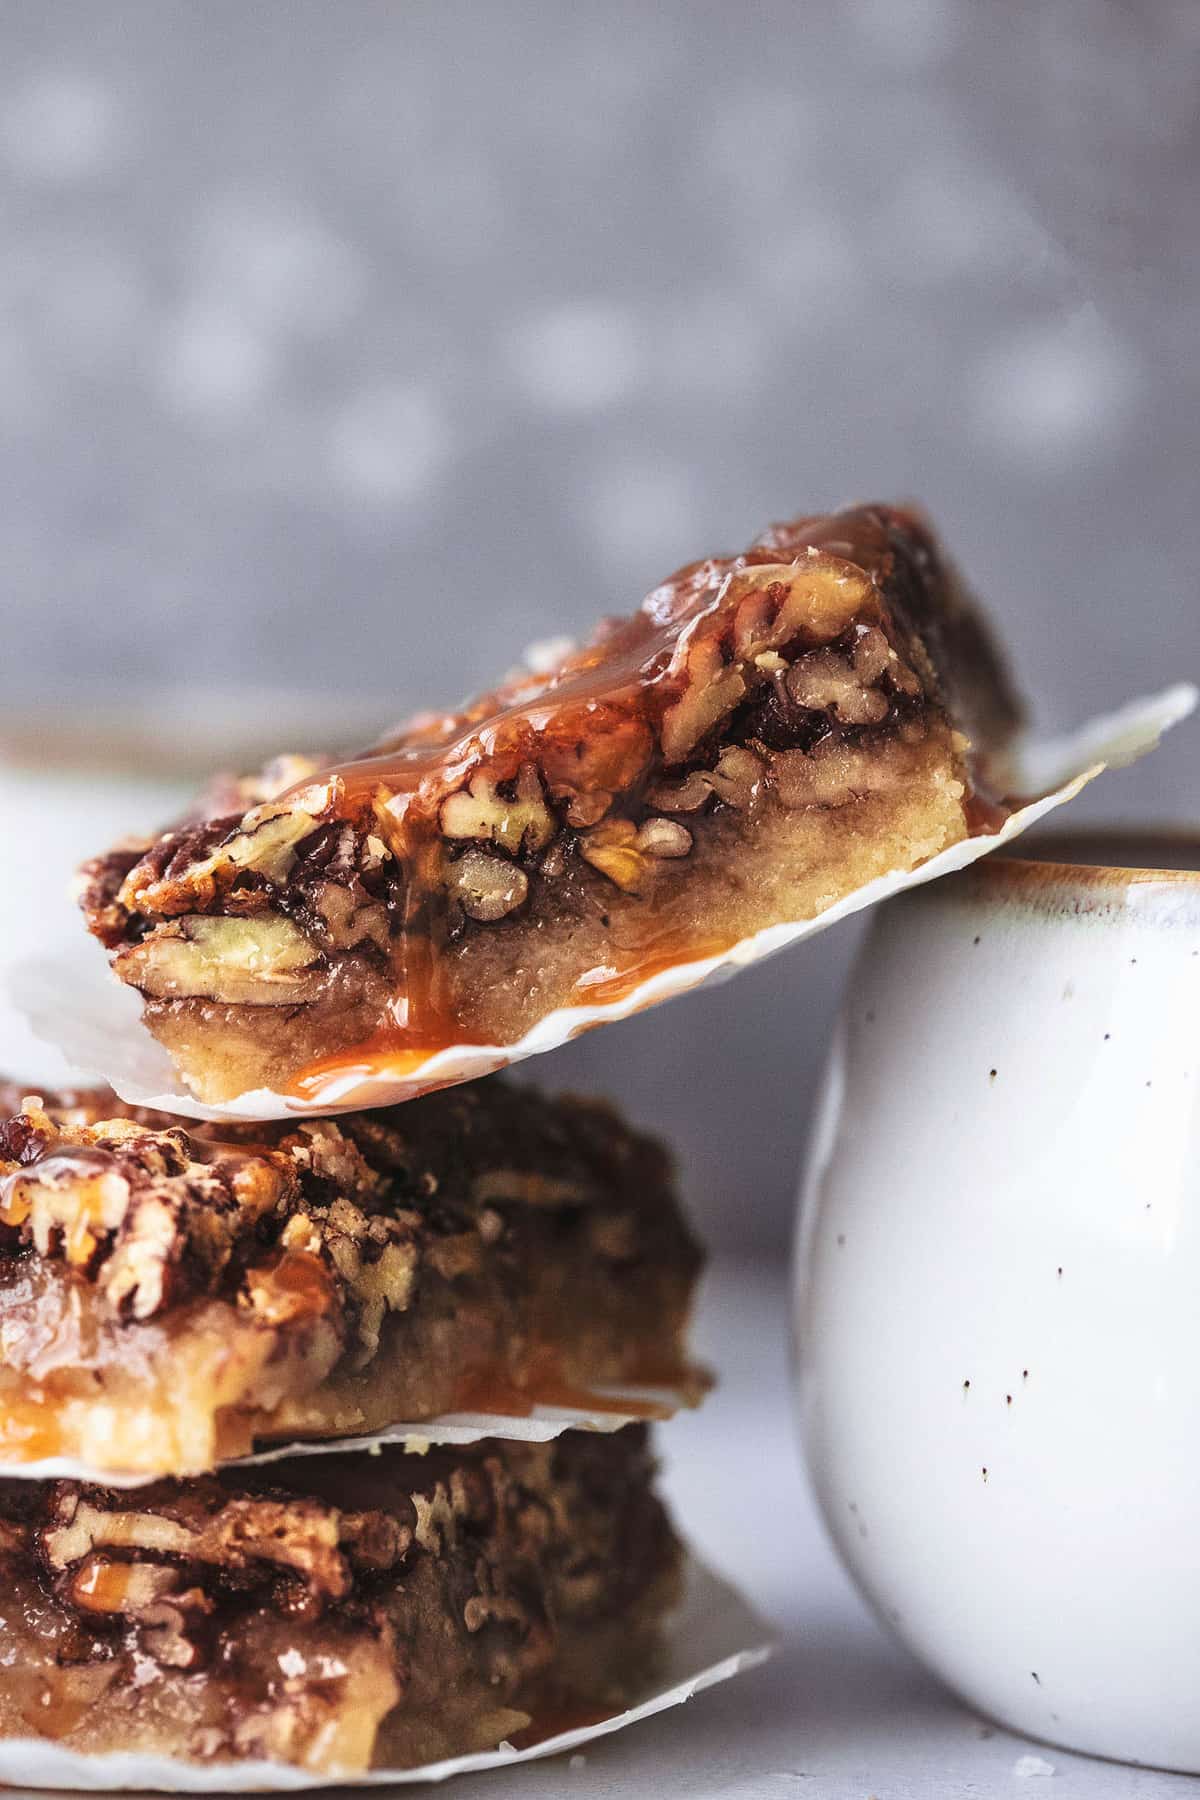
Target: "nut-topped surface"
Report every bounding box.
[0,1080,703,1476]
[77,503,1021,1101]
[0,1427,679,1773]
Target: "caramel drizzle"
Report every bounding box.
[0,1145,120,1230]
[284,554,728,1048]
[0,1127,275,1269]
[275,511,910,1087]
[297,507,895,813]
[451,1360,679,1424]
[507,1704,615,1750]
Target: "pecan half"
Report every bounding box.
[115,915,322,1004]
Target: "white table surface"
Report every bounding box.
[1,767,1196,1797]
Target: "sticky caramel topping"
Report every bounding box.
[297,517,893,816]
[75,502,1022,1089]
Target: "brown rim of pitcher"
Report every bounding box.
[987,826,1200,888]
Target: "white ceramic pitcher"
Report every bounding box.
[794,835,1200,1771]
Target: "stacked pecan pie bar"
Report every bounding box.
[0,1079,698,1773]
[78,503,1020,1103]
[0,1080,702,1478]
[0,500,1026,1777]
[0,1427,678,1772]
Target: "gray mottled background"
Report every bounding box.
[2,0,1197,1249]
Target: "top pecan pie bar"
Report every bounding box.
[78,503,1021,1103]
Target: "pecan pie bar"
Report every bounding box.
[0,1080,702,1477]
[0,1427,680,1774]
[79,502,1022,1102]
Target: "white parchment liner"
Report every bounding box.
[0,1382,696,1487]
[0,1556,771,1792]
[12,684,1196,1123]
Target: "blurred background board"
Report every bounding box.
[2,0,1198,1251]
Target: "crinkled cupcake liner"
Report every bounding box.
[0,1381,696,1487]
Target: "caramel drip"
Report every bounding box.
[0,1145,120,1230]
[71,1557,138,1613]
[452,1348,686,1422]
[244,1250,336,1326]
[287,924,732,1098]
[963,789,1012,837]
[507,1704,614,1750]
[183,1128,282,1166]
[0,1381,73,1461]
[290,1035,495,1101]
[285,565,716,1052]
[568,926,731,1008]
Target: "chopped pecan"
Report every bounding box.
[447,848,530,922]
[0,1108,286,1320]
[785,647,890,725]
[633,818,693,858]
[551,786,611,829]
[660,635,746,764]
[708,745,765,809]
[644,769,713,813]
[285,1200,420,1367]
[770,730,934,809]
[310,880,390,953]
[578,820,644,891]
[118,792,334,918]
[537,709,654,801]
[68,1555,214,1668]
[40,1488,407,1602]
[579,813,698,890]
[850,623,893,684]
[440,763,554,856]
[579,817,694,891]
[139,1591,215,1669]
[658,559,879,764]
[732,559,876,656]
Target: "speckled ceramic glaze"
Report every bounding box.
[794,839,1200,1772]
